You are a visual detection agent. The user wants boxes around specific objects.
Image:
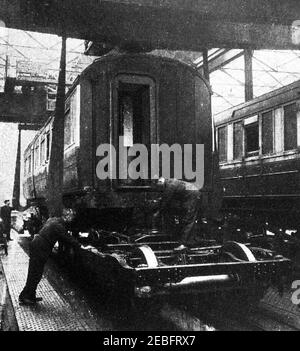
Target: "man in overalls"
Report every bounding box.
[155,178,201,244]
[19,209,83,305]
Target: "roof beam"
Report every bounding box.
[197,49,244,73]
[244,49,254,101]
[96,0,300,25]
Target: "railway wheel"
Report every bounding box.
[221,241,256,262]
[135,245,159,268]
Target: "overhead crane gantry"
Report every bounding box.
[0,0,300,51]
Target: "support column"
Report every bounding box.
[12,126,21,210]
[46,33,66,217]
[202,48,210,82]
[202,48,221,219]
[202,48,215,150]
[244,49,254,101]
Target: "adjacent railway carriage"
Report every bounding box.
[23,53,290,301]
[215,80,300,231]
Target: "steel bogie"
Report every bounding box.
[62,230,291,299]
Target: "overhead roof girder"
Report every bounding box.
[1,0,300,50]
[197,49,245,74]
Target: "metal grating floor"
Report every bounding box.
[0,232,95,331]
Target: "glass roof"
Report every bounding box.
[210,50,300,115]
[151,48,300,115]
[1,29,299,116]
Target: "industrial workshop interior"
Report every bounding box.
[0,0,300,337]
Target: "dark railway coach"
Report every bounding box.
[23,53,213,229]
[215,80,300,232]
[22,53,290,302]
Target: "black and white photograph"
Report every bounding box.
[0,0,300,336]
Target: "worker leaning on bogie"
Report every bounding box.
[153,177,202,246]
[19,208,88,306]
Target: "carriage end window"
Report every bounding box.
[116,75,155,187]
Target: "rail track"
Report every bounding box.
[158,291,300,331]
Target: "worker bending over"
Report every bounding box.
[19,209,83,305]
[155,177,201,244]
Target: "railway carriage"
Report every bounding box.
[215,80,300,233]
[23,53,214,231]
[22,53,290,302]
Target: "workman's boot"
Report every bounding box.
[19,296,36,305]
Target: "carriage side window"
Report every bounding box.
[34,144,39,169]
[40,137,46,165]
[233,121,244,160]
[24,156,28,176]
[64,89,79,149]
[262,111,274,155]
[284,103,297,151]
[45,132,50,161]
[64,107,72,148]
[28,154,32,174]
[274,107,284,153]
[218,126,227,163]
[244,116,259,157]
[24,153,32,175]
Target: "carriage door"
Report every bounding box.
[115,75,156,187]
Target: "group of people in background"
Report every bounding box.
[0,200,13,255]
